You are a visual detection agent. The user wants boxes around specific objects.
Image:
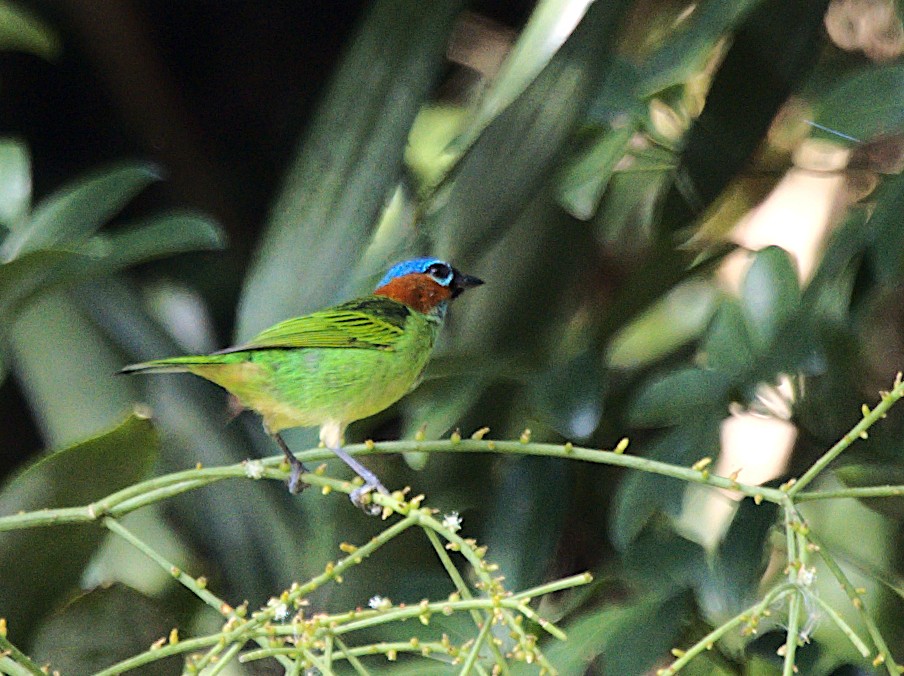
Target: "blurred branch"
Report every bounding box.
[4,376,904,673]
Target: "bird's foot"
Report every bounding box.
[286,462,310,495]
[350,481,391,516]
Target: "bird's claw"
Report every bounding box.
[350,482,390,516]
[286,460,310,495]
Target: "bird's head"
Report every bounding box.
[374,258,484,314]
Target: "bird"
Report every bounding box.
[121,257,483,509]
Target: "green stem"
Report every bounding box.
[788,375,904,497]
[0,635,44,676]
[810,532,900,676]
[102,517,293,671]
[659,585,794,674]
[795,485,904,502]
[424,527,509,674]
[459,617,495,676]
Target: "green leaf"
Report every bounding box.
[702,299,755,374]
[740,246,801,353]
[482,457,572,590]
[78,212,225,272]
[627,366,730,427]
[0,138,31,229]
[29,584,179,675]
[9,290,141,446]
[623,518,707,592]
[429,0,631,258]
[0,163,159,262]
[814,64,904,142]
[236,0,464,340]
[0,414,159,643]
[611,419,722,548]
[557,121,636,221]
[539,592,691,675]
[638,0,764,96]
[0,1,60,59]
[529,350,605,441]
[699,496,779,622]
[453,0,597,154]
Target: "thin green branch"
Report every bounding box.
[0,438,790,533]
[810,532,899,676]
[658,585,794,675]
[102,517,293,672]
[805,590,870,657]
[795,485,904,502]
[424,527,509,674]
[0,634,44,676]
[788,374,904,496]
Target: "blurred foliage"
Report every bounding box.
[2,0,904,673]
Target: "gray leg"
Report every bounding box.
[272,433,309,494]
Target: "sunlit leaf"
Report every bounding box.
[557,121,636,221]
[429,1,631,258]
[0,414,158,642]
[0,138,31,229]
[0,163,159,262]
[638,0,763,96]
[454,0,597,154]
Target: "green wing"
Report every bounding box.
[220,296,411,353]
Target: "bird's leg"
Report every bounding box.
[272,432,309,494]
[320,422,389,513]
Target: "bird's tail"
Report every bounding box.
[120,355,222,375]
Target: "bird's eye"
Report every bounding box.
[426,262,452,283]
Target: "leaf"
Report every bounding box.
[0,162,160,262]
[699,495,779,621]
[637,0,764,96]
[0,138,31,229]
[0,414,158,643]
[658,0,830,232]
[627,366,730,428]
[529,350,605,441]
[0,1,60,59]
[622,518,707,593]
[9,290,144,446]
[428,0,631,259]
[610,418,722,549]
[482,456,573,590]
[557,121,637,220]
[740,246,801,353]
[453,0,597,154]
[236,0,465,340]
[29,584,179,675]
[814,64,904,142]
[862,173,904,289]
[538,592,691,675]
[701,299,755,374]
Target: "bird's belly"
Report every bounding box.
[245,347,424,432]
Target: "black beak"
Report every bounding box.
[450,269,484,298]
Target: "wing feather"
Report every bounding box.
[218,296,410,353]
